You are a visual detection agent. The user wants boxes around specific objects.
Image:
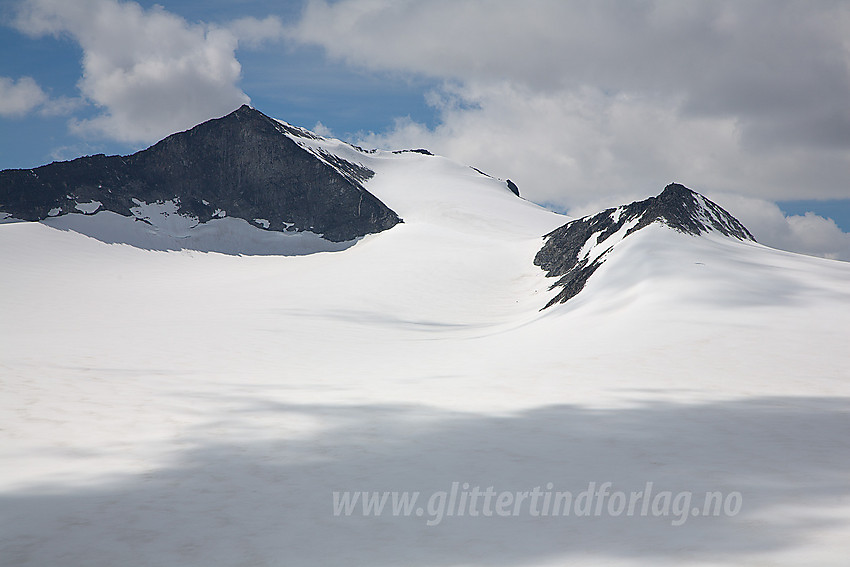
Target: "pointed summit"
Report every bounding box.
[535,184,755,307]
[641,183,754,241]
[0,106,401,244]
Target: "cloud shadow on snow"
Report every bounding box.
[39,214,359,256]
[2,396,849,565]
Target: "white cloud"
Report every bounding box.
[311,121,335,138]
[299,0,850,201]
[291,0,850,147]
[37,95,85,117]
[0,76,48,117]
[359,84,850,261]
[357,82,767,208]
[708,193,850,261]
[12,0,284,144]
[0,75,78,118]
[293,0,850,259]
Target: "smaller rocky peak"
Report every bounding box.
[534,184,756,308]
[635,183,755,241]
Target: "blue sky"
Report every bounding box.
[0,0,440,168]
[2,0,850,259]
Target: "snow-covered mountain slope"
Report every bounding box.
[2,111,850,567]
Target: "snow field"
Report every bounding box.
[2,143,850,566]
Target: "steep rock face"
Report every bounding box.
[0,105,401,242]
[535,183,755,308]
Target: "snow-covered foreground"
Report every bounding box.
[2,148,850,566]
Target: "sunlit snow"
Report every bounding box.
[2,131,850,566]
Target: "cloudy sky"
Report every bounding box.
[2,0,850,259]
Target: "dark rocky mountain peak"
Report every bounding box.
[534,183,755,308]
[0,105,401,244]
[635,183,754,241]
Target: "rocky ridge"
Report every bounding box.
[535,183,755,308]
